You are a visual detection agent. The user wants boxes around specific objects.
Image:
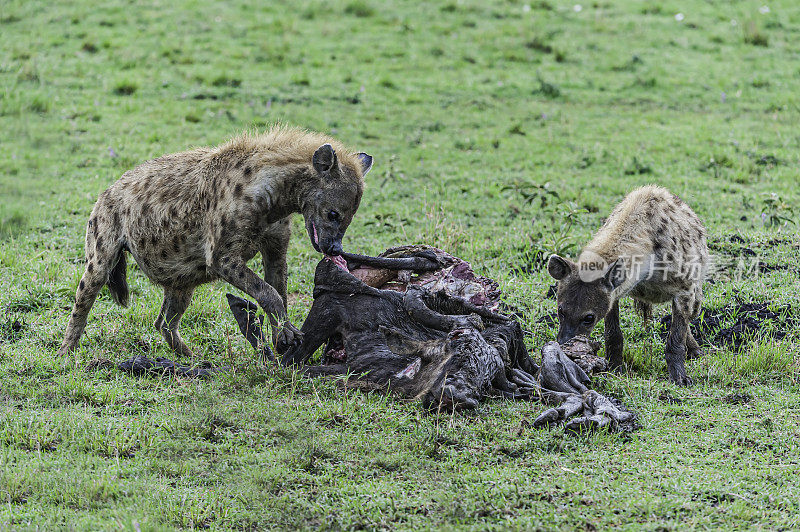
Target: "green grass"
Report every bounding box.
[1,0,800,529]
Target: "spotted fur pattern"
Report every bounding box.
[59,125,372,357]
[548,185,709,386]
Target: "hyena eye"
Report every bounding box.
[582,314,595,325]
[328,210,341,222]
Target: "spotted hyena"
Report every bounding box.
[59,125,373,357]
[547,185,709,386]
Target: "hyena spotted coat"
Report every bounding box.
[59,126,373,357]
[547,185,709,386]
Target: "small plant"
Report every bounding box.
[508,123,525,136]
[533,201,588,258]
[290,75,310,86]
[16,62,41,83]
[379,154,404,188]
[503,182,587,267]
[344,0,374,18]
[113,80,138,95]
[27,94,49,113]
[525,36,553,54]
[635,76,657,88]
[701,154,734,178]
[760,193,796,228]
[210,74,242,87]
[501,180,560,209]
[743,19,769,47]
[533,73,560,98]
[624,156,653,175]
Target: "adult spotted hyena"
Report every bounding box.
[59,126,373,357]
[547,185,708,386]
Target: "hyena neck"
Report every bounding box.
[259,166,317,222]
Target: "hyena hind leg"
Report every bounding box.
[59,239,124,356]
[59,265,110,355]
[633,299,653,328]
[155,288,195,357]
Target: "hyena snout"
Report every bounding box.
[307,219,345,256]
[321,237,344,256]
[556,328,577,345]
[556,314,599,345]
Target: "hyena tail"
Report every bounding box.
[634,300,652,325]
[107,250,129,308]
[84,200,129,308]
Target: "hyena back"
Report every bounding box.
[547,185,709,386]
[60,126,373,357]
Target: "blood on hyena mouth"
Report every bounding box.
[310,222,322,252]
[311,222,347,270]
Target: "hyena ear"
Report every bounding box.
[547,255,575,280]
[312,143,338,177]
[356,153,373,176]
[603,258,626,290]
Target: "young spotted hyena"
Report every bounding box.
[547,185,708,386]
[59,126,373,358]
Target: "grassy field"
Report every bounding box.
[1,0,799,529]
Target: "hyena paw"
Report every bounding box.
[668,367,693,387]
[275,322,303,354]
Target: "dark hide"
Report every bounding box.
[226,248,637,433]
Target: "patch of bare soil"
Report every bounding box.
[659,302,797,351]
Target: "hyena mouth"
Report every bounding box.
[310,222,322,253]
[311,222,348,270]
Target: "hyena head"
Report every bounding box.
[303,144,372,256]
[547,254,626,343]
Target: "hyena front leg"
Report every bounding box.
[665,295,693,386]
[604,300,624,370]
[216,255,303,353]
[155,288,195,357]
[261,219,291,313]
[261,247,288,346]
